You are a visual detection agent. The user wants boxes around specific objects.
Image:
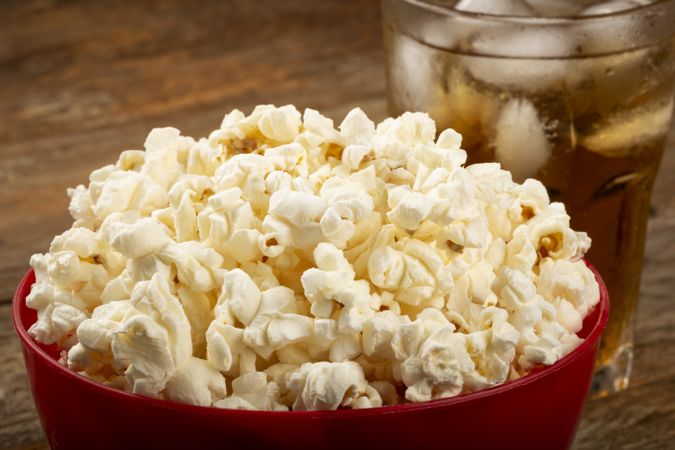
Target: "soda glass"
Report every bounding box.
[382,0,675,395]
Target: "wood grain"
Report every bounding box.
[0,1,674,449]
[0,0,387,303]
[0,304,45,450]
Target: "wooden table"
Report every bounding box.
[1,1,673,449]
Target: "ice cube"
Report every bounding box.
[455,0,535,16]
[581,0,644,15]
[465,28,577,91]
[386,32,448,114]
[493,98,552,182]
[566,1,655,106]
[431,68,499,149]
[580,98,674,157]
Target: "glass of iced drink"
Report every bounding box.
[382,0,675,395]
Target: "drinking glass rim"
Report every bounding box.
[397,0,674,23]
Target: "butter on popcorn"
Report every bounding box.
[27,104,600,411]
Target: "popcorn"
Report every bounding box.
[32,303,87,350]
[66,273,194,397]
[340,108,375,145]
[176,286,213,356]
[142,127,183,190]
[157,241,224,293]
[108,218,170,258]
[215,372,287,411]
[387,190,431,231]
[400,327,474,402]
[27,105,600,410]
[261,190,326,258]
[244,287,308,353]
[301,243,357,318]
[216,269,262,326]
[342,145,374,170]
[537,259,600,320]
[67,185,96,229]
[258,105,302,143]
[319,177,374,247]
[164,357,227,407]
[49,227,101,258]
[93,171,168,219]
[206,322,248,375]
[362,311,404,361]
[287,361,382,410]
[518,320,583,371]
[115,274,193,396]
[179,137,222,177]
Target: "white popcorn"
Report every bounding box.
[264,190,326,253]
[164,357,227,406]
[157,241,224,292]
[400,327,473,402]
[142,128,183,190]
[27,105,600,410]
[176,286,213,355]
[66,274,196,398]
[368,245,405,291]
[33,304,87,350]
[49,226,101,258]
[329,332,362,362]
[362,311,403,361]
[342,145,374,170]
[302,243,378,333]
[302,108,344,145]
[68,185,96,229]
[206,322,246,374]
[94,171,168,219]
[301,243,356,317]
[243,285,309,355]
[387,191,432,231]
[167,175,212,207]
[214,154,274,213]
[537,259,600,320]
[26,248,108,341]
[492,266,537,311]
[518,319,583,371]
[215,372,287,411]
[340,108,375,145]
[100,252,171,304]
[319,177,374,247]
[114,274,193,396]
[216,269,262,326]
[67,301,133,379]
[267,313,314,348]
[287,361,382,410]
[258,105,303,143]
[108,218,170,258]
[182,138,223,177]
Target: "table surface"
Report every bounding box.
[1,1,674,449]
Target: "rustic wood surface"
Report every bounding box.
[0,1,673,449]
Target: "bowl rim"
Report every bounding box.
[13,261,609,418]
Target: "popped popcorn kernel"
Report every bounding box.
[27,105,599,410]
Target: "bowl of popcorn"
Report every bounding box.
[13,105,608,450]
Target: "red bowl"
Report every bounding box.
[13,263,609,450]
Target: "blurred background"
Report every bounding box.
[1,1,674,449]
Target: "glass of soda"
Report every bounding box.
[382,0,675,395]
